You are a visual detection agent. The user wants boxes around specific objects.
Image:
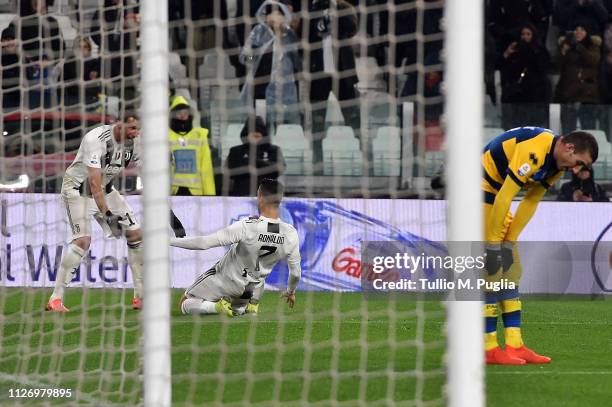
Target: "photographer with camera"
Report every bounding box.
[498,23,551,129]
[557,166,609,202]
[554,22,602,134]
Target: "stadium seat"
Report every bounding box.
[50,15,77,48]
[583,130,612,156]
[424,151,445,177]
[582,129,612,179]
[169,52,189,90]
[323,126,362,176]
[274,124,312,175]
[0,13,15,32]
[372,126,401,176]
[219,123,244,161]
[0,1,15,13]
[484,127,504,143]
[199,53,243,146]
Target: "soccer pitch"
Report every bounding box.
[0,289,610,406]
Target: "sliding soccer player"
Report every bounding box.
[170,179,301,316]
[483,127,598,365]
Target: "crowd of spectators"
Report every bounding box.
[1,0,139,113]
[487,0,612,136]
[1,0,612,195]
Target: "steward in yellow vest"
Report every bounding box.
[169,96,216,195]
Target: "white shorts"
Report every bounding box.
[230,280,264,315]
[62,188,140,241]
[185,267,260,304]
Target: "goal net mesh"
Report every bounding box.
[0,0,448,405]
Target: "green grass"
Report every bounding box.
[0,288,610,406]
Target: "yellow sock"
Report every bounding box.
[485,332,499,351]
[484,302,499,351]
[500,298,523,348]
[505,327,523,348]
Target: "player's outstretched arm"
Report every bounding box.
[169,209,186,238]
[170,221,247,250]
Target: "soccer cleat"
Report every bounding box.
[506,345,551,364]
[132,297,142,310]
[215,299,235,317]
[485,346,526,365]
[245,303,259,315]
[45,299,69,313]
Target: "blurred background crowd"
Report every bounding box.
[0,0,610,201]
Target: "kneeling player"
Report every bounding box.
[170,179,301,316]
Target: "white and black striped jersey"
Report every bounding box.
[170,216,302,292]
[62,125,141,195]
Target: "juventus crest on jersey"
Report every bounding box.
[62,125,141,195]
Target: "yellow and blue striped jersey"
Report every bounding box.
[482,127,563,199]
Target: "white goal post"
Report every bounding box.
[141,0,171,406]
[445,1,485,406]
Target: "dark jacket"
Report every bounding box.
[305,0,359,101]
[17,1,65,61]
[63,55,102,106]
[554,34,602,103]
[553,0,608,35]
[1,33,20,109]
[557,169,609,202]
[90,0,138,78]
[488,0,552,49]
[225,142,286,196]
[499,31,551,103]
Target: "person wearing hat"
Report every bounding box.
[168,95,216,196]
[225,116,286,196]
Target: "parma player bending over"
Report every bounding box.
[171,179,301,316]
[483,127,598,365]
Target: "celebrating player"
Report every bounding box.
[46,110,145,312]
[170,179,301,316]
[483,127,598,365]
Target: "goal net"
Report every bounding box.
[0,0,143,405]
[0,0,482,405]
[169,3,452,404]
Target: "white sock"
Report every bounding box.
[127,240,144,299]
[50,243,85,301]
[181,298,218,315]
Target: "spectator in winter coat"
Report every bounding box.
[498,23,551,129]
[240,0,302,128]
[554,23,602,133]
[225,116,286,196]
